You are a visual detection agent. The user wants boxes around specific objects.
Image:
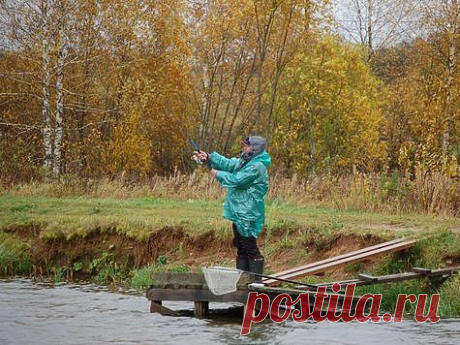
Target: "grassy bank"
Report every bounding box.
[1,194,458,241]
[1,169,458,217]
[0,187,459,317]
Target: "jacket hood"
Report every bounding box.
[251,150,271,167]
[248,136,266,156]
[240,136,268,162]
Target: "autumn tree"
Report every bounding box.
[96,0,193,176]
[419,0,459,157]
[1,0,194,179]
[372,1,459,173]
[271,36,386,175]
[188,0,330,154]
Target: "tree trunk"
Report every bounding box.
[266,1,294,144]
[223,57,257,152]
[41,0,53,175]
[53,8,69,176]
[442,0,458,156]
[367,0,373,61]
[252,0,277,133]
[309,105,316,176]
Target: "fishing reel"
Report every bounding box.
[192,155,204,165]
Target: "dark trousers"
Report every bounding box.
[232,223,262,259]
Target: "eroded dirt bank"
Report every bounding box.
[3,224,460,318]
[2,224,419,279]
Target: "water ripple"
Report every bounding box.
[0,279,459,345]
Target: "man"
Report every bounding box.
[193,136,271,279]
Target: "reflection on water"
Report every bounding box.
[0,279,459,344]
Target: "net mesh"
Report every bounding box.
[203,266,243,295]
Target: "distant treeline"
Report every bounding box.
[0,1,458,181]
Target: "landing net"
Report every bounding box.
[203,266,243,295]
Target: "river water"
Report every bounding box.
[0,279,459,344]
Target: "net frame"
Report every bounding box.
[203,266,243,295]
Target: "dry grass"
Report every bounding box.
[1,165,458,217]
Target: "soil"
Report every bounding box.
[3,224,410,280]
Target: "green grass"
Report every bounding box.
[354,280,429,314]
[438,274,460,317]
[1,194,458,241]
[130,263,191,289]
[413,231,460,268]
[0,195,226,240]
[352,275,460,318]
[131,265,159,289]
[0,232,32,275]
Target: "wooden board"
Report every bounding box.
[264,239,416,286]
[150,301,180,316]
[411,267,432,274]
[264,238,404,280]
[152,273,205,284]
[146,281,367,316]
[147,287,250,303]
[249,285,362,311]
[194,301,209,317]
[151,272,252,289]
[358,273,377,281]
[314,267,460,288]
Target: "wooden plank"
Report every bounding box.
[146,284,365,317]
[250,285,317,295]
[315,267,460,288]
[319,274,422,288]
[150,301,180,316]
[358,273,377,281]
[373,267,459,284]
[264,240,416,286]
[249,285,362,311]
[265,238,405,280]
[312,279,361,288]
[411,267,432,274]
[150,300,161,313]
[150,272,252,289]
[266,240,415,285]
[147,287,250,303]
[194,301,209,317]
[153,272,205,284]
[182,283,205,289]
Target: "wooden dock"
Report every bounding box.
[146,272,357,317]
[146,266,459,318]
[145,238,459,319]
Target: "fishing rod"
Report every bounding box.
[245,271,319,290]
[189,138,211,169]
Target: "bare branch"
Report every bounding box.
[0,92,42,100]
[0,122,41,130]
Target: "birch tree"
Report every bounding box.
[40,0,54,173]
[420,0,459,156]
[334,0,418,61]
[52,0,70,175]
[0,0,56,175]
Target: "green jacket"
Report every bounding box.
[210,151,271,238]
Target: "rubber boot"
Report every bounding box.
[236,255,249,272]
[248,257,264,283]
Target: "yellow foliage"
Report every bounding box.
[105,112,152,176]
[272,35,386,175]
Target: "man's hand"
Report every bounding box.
[192,151,209,164]
[210,169,218,178]
[192,151,208,161]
